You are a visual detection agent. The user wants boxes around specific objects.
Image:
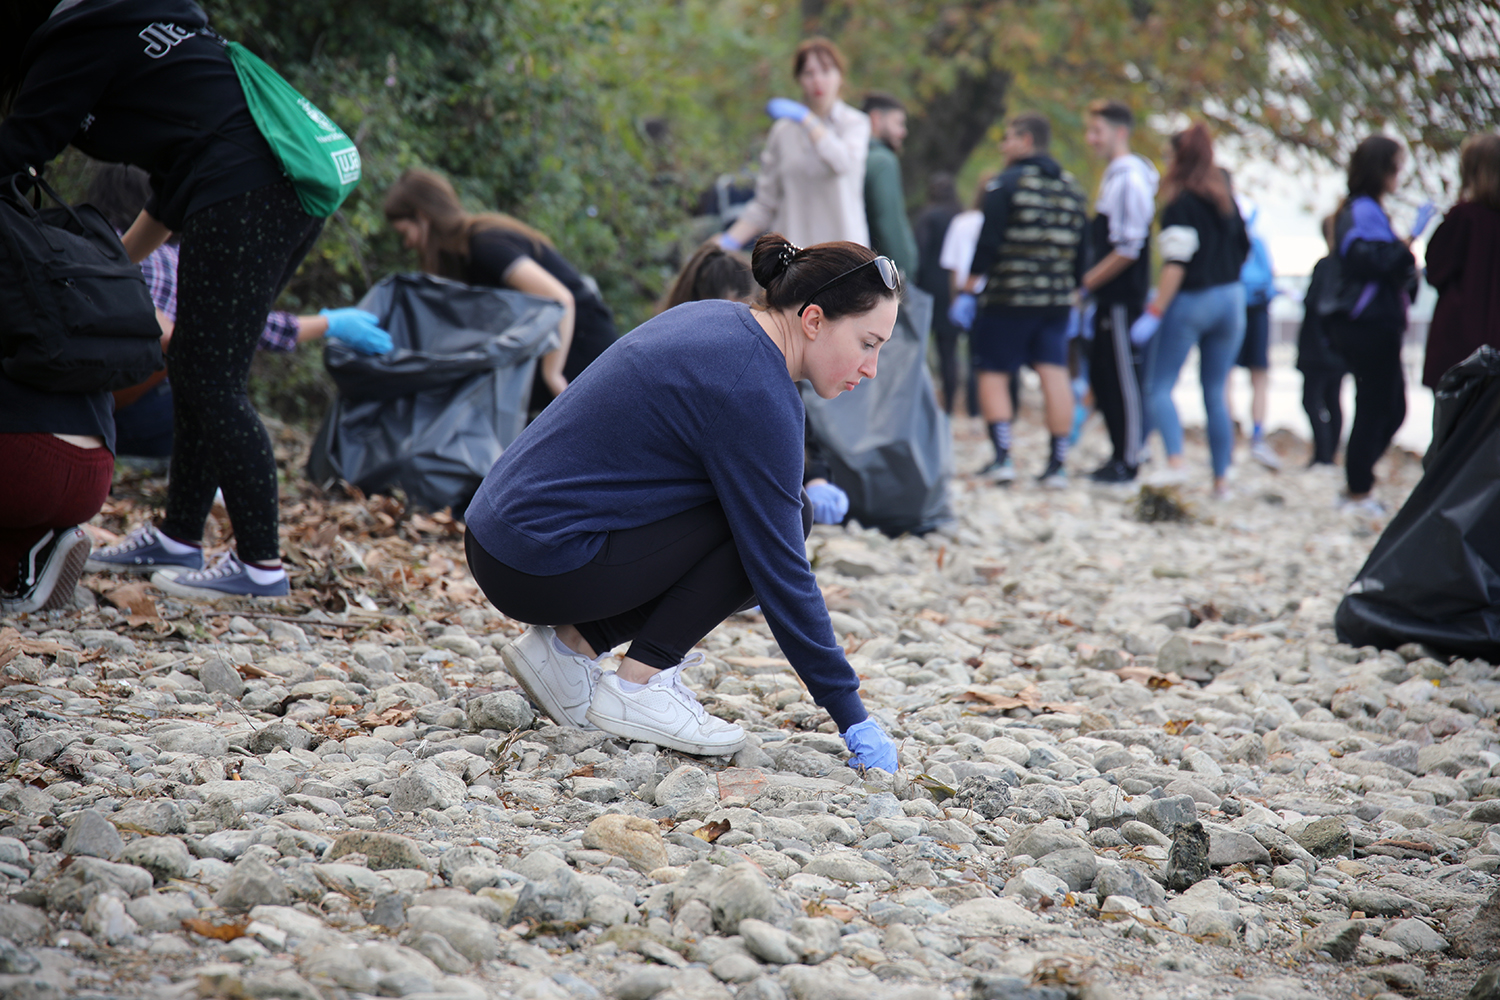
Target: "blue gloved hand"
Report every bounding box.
[717,232,744,252]
[948,292,977,331]
[321,308,393,355]
[842,719,898,773]
[1413,201,1438,239]
[1129,311,1160,346]
[806,481,849,524]
[767,97,811,122]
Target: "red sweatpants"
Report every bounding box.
[0,434,114,591]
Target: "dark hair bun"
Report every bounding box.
[750,233,801,289]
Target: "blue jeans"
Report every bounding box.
[1144,283,1246,479]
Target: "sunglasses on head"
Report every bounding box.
[798,256,899,317]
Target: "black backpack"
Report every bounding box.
[0,169,163,392]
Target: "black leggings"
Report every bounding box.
[466,497,812,671]
[1301,368,1345,465]
[1332,321,1406,495]
[160,183,322,562]
[932,321,980,418]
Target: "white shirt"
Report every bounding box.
[1095,153,1159,259]
[939,209,986,292]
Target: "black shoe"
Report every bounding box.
[1,527,91,615]
[976,457,1016,484]
[1036,458,1068,490]
[1089,460,1137,484]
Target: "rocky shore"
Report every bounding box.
[0,421,1496,1000]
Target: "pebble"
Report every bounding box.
[59,809,122,860]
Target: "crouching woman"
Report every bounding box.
[463,235,901,770]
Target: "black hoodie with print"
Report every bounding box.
[0,0,284,230]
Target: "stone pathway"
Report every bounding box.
[0,419,1496,1000]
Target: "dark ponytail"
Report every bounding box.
[750,233,900,320]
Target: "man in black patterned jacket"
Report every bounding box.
[950,113,1088,489]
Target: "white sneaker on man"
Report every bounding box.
[501,625,604,730]
[586,653,746,756]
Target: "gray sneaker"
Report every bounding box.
[151,552,288,601]
[86,525,203,574]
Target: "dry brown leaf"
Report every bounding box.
[565,765,596,779]
[1,627,80,669]
[182,918,247,941]
[693,819,731,844]
[361,701,414,729]
[106,582,162,627]
[956,685,1085,715]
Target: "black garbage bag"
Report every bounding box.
[1336,346,1500,657]
[801,287,952,535]
[307,273,562,513]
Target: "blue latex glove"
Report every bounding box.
[1412,201,1438,239]
[842,719,898,773]
[717,232,744,252]
[1129,311,1160,346]
[767,97,811,123]
[321,308,393,355]
[806,481,849,524]
[948,292,977,331]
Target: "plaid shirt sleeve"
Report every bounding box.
[258,311,301,353]
[138,242,179,320]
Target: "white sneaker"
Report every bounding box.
[1250,439,1282,471]
[586,653,746,756]
[501,625,604,730]
[1146,465,1190,487]
[1338,496,1388,517]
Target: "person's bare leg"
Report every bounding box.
[1036,364,1072,437]
[1250,368,1270,428]
[555,624,596,658]
[615,657,662,683]
[977,370,1013,424]
[557,625,661,682]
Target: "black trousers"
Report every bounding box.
[932,322,981,418]
[160,183,322,561]
[1301,368,1346,465]
[1331,320,1405,495]
[466,497,812,671]
[1090,300,1147,469]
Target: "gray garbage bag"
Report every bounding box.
[1335,345,1500,656]
[306,272,562,513]
[801,287,953,535]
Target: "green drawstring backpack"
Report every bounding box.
[225,41,361,218]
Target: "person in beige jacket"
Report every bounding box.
[721,38,871,251]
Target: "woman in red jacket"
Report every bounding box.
[1423,134,1500,390]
